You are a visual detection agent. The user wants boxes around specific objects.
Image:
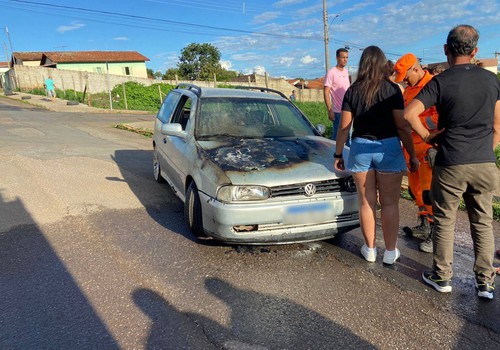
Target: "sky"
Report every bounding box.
[1,0,499,79]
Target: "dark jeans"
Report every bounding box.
[332,112,351,147]
[431,163,499,283]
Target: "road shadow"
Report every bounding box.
[0,192,119,349]
[132,288,218,350]
[111,149,221,245]
[134,278,375,350]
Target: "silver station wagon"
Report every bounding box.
[152,84,359,244]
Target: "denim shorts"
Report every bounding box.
[347,136,407,173]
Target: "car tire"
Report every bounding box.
[185,182,205,238]
[153,148,165,183]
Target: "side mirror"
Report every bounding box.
[161,123,186,139]
[315,124,326,135]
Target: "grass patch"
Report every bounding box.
[114,123,153,138]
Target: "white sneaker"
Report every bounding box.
[383,248,400,265]
[360,244,377,262]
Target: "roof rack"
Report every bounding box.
[175,83,202,97]
[233,86,288,99]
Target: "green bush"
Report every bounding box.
[110,81,175,111]
[294,101,331,138]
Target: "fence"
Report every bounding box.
[9,65,325,103]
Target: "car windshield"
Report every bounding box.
[196,97,318,139]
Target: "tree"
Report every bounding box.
[213,67,241,82]
[146,68,155,79]
[162,68,181,80]
[178,43,221,80]
[153,71,163,80]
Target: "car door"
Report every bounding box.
[156,91,181,183]
[160,94,194,195]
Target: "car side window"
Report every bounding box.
[157,91,181,124]
[171,95,193,130]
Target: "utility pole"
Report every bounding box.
[323,0,329,73]
[5,27,14,68]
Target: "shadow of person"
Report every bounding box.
[0,192,119,349]
[204,278,375,349]
[133,288,222,350]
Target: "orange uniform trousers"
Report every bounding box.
[404,141,433,217]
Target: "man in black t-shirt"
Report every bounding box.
[404,25,500,300]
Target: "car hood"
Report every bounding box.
[198,137,346,185]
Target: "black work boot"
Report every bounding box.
[411,215,430,240]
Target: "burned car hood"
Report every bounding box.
[198,137,345,185]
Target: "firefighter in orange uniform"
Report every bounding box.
[394,53,439,253]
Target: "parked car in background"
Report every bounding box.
[152,84,359,244]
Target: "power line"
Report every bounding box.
[7,0,323,41]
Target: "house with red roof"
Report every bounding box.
[12,51,150,78]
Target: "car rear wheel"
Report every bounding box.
[185,182,205,238]
[153,148,165,183]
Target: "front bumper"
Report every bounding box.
[199,192,359,244]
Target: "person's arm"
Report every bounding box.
[323,86,335,121]
[404,99,444,143]
[333,110,352,171]
[394,109,418,172]
[493,100,500,150]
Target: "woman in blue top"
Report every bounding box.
[334,46,418,264]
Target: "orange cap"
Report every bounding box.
[394,53,417,82]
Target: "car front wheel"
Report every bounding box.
[185,182,205,238]
[153,148,165,183]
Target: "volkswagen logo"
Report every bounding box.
[304,183,316,197]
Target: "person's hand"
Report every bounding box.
[334,158,345,171]
[328,109,335,121]
[408,156,419,173]
[423,128,445,145]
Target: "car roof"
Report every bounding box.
[177,86,287,101]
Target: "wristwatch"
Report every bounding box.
[333,153,343,159]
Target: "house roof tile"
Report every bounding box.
[13,51,149,64]
[42,51,150,63]
[13,52,44,61]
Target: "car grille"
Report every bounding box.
[269,179,344,198]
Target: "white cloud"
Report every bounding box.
[113,37,129,41]
[253,11,280,24]
[300,55,318,64]
[246,65,267,75]
[231,52,264,62]
[278,57,294,67]
[274,0,307,7]
[220,60,232,70]
[155,51,180,71]
[57,22,85,33]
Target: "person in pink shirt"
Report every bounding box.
[324,48,351,144]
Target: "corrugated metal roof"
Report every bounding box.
[43,51,150,63]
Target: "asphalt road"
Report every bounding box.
[1,96,499,350]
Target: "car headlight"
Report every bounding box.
[217,185,270,202]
